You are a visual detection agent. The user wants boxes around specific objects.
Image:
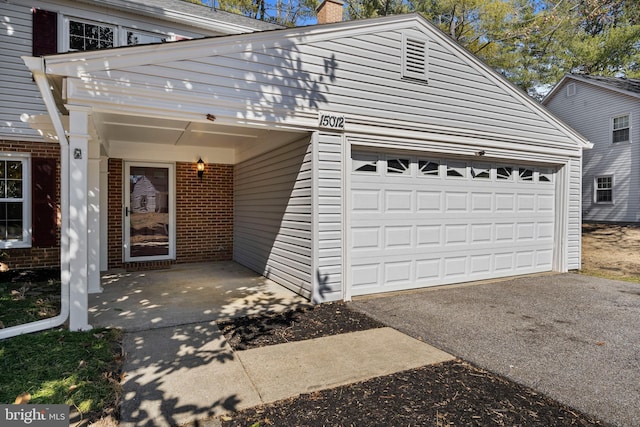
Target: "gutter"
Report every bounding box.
[0,57,71,339]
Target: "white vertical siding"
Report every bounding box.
[234,137,313,298]
[567,157,582,270]
[313,132,343,302]
[0,2,45,140]
[545,81,640,222]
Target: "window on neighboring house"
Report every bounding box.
[0,157,30,248]
[594,176,613,203]
[566,83,576,97]
[612,114,630,143]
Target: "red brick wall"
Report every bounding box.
[107,160,234,269]
[0,140,61,269]
[175,162,233,263]
[107,159,123,269]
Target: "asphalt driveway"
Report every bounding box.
[351,273,640,427]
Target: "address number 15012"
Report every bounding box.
[318,113,345,130]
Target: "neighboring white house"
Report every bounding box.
[5,1,592,334]
[543,74,640,223]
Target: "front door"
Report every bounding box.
[124,162,175,262]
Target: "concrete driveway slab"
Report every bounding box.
[352,273,640,427]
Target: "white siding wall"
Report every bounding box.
[546,81,640,222]
[313,132,343,302]
[0,2,44,140]
[234,136,313,298]
[81,23,582,154]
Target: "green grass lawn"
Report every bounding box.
[0,269,123,423]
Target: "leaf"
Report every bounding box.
[14,392,31,404]
[595,341,606,346]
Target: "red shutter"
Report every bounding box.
[32,9,57,56]
[32,158,57,247]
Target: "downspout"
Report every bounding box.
[0,57,71,339]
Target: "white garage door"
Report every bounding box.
[350,152,556,296]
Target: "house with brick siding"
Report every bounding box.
[5,0,591,333]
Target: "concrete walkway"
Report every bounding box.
[119,323,454,427]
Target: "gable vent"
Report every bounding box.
[402,35,428,82]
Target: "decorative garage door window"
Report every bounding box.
[519,168,534,181]
[352,155,555,184]
[387,158,410,174]
[352,153,378,173]
[497,166,513,180]
[418,160,440,176]
[446,161,466,178]
[471,164,491,179]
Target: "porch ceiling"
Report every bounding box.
[28,111,307,162]
[94,112,306,150]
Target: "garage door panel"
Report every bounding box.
[385,191,413,212]
[470,255,491,274]
[352,189,380,212]
[445,224,468,245]
[384,261,412,284]
[385,226,413,248]
[417,191,443,211]
[445,192,468,212]
[352,227,381,250]
[471,193,493,211]
[351,153,556,296]
[417,225,442,246]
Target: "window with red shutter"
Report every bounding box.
[32,158,57,247]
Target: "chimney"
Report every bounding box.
[316,0,344,24]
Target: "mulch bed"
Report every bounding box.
[218,302,385,350]
[217,302,609,427]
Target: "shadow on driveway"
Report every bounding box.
[352,273,640,427]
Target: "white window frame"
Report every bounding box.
[59,15,176,52]
[0,154,31,249]
[611,113,631,144]
[594,175,614,204]
[566,82,576,97]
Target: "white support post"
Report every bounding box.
[87,147,102,293]
[67,106,92,331]
[99,156,109,272]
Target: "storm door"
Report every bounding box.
[124,162,175,262]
